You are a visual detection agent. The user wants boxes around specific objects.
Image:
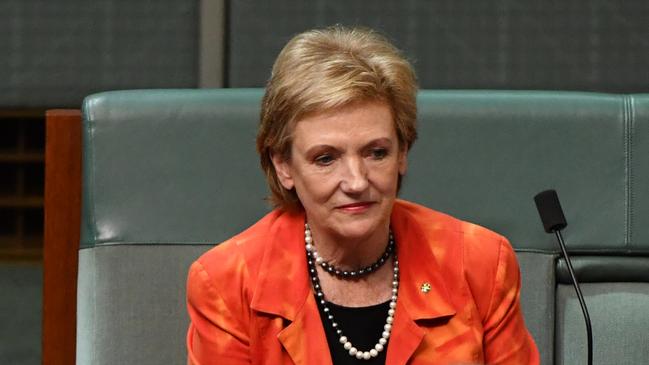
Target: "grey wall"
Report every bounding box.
[228,0,649,92]
[1,0,200,108]
[2,1,648,108]
[0,263,42,365]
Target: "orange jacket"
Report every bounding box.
[186,200,539,364]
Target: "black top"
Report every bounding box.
[317,297,390,365]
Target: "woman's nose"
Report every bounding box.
[340,157,369,193]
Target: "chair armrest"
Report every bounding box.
[43,109,82,365]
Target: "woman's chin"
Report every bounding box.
[330,217,385,242]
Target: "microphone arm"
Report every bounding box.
[554,229,593,365]
[534,189,593,365]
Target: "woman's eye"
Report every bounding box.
[314,154,334,165]
[370,148,388,160]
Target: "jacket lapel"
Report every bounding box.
[249,210,332,365]
[277,294,332,365]
[386,202,457,364]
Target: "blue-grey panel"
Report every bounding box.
[556,283,649,364]
[630,95,649,248]
[76,245,210,365]
[81,89,648,254]
[516,252,556,365]
[402,90,626,252]
[81,89,268,247]
[0,0,198,108]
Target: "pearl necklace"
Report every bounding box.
[305,224,399,361]
[305,225,395,279]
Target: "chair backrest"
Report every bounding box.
[78,89,649,364]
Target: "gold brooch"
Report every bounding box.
[420,282,431,293]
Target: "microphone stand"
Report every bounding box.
[555,229,593,365]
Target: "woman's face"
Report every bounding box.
[272,100,407,242]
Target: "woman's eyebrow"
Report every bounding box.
[362,137,393,148]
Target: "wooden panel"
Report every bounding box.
[43,109,81,365]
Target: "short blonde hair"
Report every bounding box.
[256,26,418,211]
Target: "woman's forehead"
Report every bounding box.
[291,101,396,146]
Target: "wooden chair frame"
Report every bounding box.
[43,109,82,365]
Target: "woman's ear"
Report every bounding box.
[398,146,408,175]
[270,153,295,190]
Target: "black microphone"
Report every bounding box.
[534,189,593,365]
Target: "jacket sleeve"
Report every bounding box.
[186,261,251,365]
[482,239,540,365]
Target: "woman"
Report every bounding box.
[186,26,539,364]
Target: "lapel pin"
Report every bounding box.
[420,282,431,294]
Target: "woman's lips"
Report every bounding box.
[336,202,375,213]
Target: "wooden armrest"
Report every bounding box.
[43,109,82,365]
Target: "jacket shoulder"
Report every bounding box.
[193,209,286,286]
[394,200,517,320]
[394,199,507,244]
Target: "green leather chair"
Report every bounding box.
[78,89,649,364]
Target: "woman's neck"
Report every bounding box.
[305,221,391,270]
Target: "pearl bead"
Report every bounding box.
[379,338,387,345]
[382,330,390,338]
[339,336,347,344]
[389,302,396,309]
[370,349,378,357]
[316,256,324,264]
[375,344,383,352]
[384,323,392,331]
[344,342,352,350]
[388,309,395,316]
[386,316,394,324]
[362,351,371,360]
[355,351,364,359]
[349,347,357,356]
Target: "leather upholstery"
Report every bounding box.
[556,256,649,283]
[81,89,267,248]
[78,89,649,365]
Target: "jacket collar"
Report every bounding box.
[385,201,456,364]
[250,209,310,321]
[249,200,456,364]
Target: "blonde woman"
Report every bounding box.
[186,26,539,365]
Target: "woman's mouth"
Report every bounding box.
[336,202,375,213]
